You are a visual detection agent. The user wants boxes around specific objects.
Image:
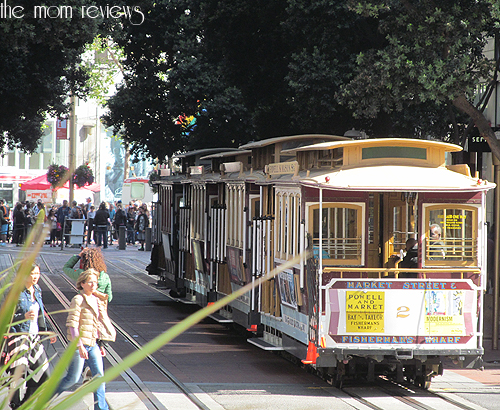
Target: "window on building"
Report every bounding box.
[41,123,53,153]
[29,153,40,169]
[309,203,363,265]
[43,154,52,169]
[0,184,13,206]
[7,153,15,167]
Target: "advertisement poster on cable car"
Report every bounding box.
[324,279,476,348]
[278,270,297,309]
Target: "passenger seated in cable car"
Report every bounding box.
[429,224,446,260]
[313,246,330,259]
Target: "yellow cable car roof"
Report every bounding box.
[280,138,463,154]
[303,164,495,192]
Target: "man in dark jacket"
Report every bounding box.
[56,200,70,245]
[399,238,418,278]
[113,203,126,240]
[94,202,111,249]
[12,202,26,245]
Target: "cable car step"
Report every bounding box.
[167,290,197,304]
[208,312,233,323]
[248,337,284,351]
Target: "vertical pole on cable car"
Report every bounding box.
[319,187,323,328]
[493,157,500,350]
[69,94,76,206]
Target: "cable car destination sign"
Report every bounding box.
[346,291,384,332]
[265,161,299,176]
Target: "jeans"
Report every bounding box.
[55,344,108,410]
[126,224,135,244]
[95,225,108,248]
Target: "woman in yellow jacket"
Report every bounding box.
[54,269,115,410]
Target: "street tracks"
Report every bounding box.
[38,253,209,410]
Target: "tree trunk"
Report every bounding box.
[452,93,500,161]
[124,142,130,181]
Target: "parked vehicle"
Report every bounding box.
[120,178,154,205]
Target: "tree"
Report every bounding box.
[103,0,298,161]
[0,0,112,153]
[105,0,386,160]
[80,36,125,106]
[105,0,500,160]
[342,0,500,158]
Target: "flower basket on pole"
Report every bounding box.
[46,164,69,189]
[72,163,94,188]
[47,164,69,203]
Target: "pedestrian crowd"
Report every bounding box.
[1,197,150,251]
[1,194,150,409]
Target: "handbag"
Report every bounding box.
[56,222,62,231]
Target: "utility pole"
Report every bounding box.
[69,94,77,204]
[494,156,500,349]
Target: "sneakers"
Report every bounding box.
[82,366,92,383]
[138,247,144,251]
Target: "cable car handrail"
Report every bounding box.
[322,267,480,273]
[320,266,481,282]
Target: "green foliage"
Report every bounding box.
[80,36,125,106]
[48,254,303,410]
[0,212,78,409]
[342,0,500,140]
[103,0,500,158]
[148,170,160,194]
[105,0,375,160]
[0,0,114,153]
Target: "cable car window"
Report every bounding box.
[362,146,427,160]
[309,203,363,265]
[190,184,206,241]
[226,184,244,249]
[424,206,477,266]
[275,190,301,260]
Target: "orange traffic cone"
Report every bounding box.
[302,341,318,365]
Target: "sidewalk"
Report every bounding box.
[481,294,500,368]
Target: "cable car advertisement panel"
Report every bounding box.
[323,279,477,348]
